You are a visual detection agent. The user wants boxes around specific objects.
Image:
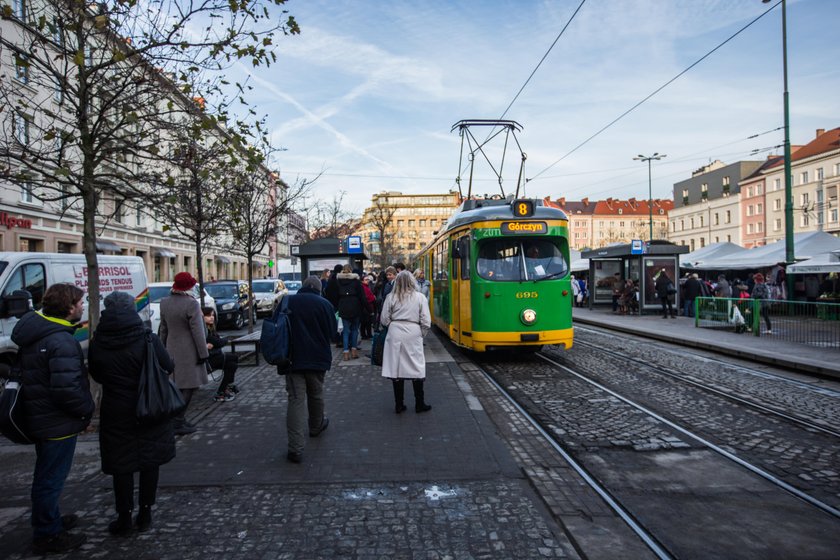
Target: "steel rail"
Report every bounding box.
[475,363,674,560]
[537,353,840,520]
[570,338,840,440]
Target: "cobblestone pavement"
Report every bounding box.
[0,335,577,559]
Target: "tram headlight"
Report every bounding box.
[520,308,537,325]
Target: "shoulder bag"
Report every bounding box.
[136,334,186,426]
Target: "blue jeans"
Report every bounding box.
[342,317,361,351]
[32,436,77,537]
[285,370,325,454]
[684,298,695,317]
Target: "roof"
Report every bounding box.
[765,128,840,170]
[581,240,689,259]
[681,242,747,269]
[687,232,840,270]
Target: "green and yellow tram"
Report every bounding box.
[415,196,574,352]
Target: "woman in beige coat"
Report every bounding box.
[380,270,432,413]
[159,272,210,435]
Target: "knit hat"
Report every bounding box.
[104,291,135,310]
[172,272,197,291]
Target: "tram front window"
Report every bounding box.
[477,239,567,281]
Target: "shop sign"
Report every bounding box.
[0,212,33,229]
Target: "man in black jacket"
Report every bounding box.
[12,283,94,555]
[283,276,337,464]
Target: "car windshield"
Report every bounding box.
[286,281,302,291]
[252,281,276,293]
[149,286,170,303]
[476,239,568,281]
[205,284,237,299]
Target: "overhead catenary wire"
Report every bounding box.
[527,2,779,184]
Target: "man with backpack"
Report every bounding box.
[282,276,337,464]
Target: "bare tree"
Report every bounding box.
[225,134,315,332]
[308,191,354,240]
[0,0,299,330]
[368,195,398,269]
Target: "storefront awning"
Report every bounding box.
[96,240,123,252]
[214,255,231,264]
[153,247,177,258]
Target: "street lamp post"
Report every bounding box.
[633,153,667,241]
[764,0,795,294]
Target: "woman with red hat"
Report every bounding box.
[159,272,210,435]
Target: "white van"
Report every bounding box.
[0,252,150,365]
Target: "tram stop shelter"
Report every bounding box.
[582,240,689,314]
[293,237,369,280]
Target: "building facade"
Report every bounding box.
[668,160,763,250]
[543,197,672,250]
[357,190,460,268]
[0,0,278,283]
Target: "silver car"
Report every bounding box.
[251,279,288,317]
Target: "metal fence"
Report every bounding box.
[694,297,840,349]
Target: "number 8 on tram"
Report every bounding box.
[415,197,574,352]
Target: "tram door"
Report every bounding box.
[451,235,472,347]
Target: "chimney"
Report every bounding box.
[816,128,825,138]
[628,197,636,207]
[559,197,565,206]
[582,197,589,206]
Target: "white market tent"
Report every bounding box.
[680,242,747,270]
[569,249,589,273]
[688,231,840,271]
[787,250,840,274]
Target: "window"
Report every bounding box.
[714,236,720,243]
[136,206,143,227]
[801,171,809,185]
[690,218,695,229]
[747,187,753,198]
[831,209,838,222]
[757,222,763,232]
[714,213,719,225]
[774,178,781,191]
[835,164,840,177]
[14,113,30,144]
[747,205,753,217]
[757,184,763,195]
[12,0,26,20]
[774,218,781,231]
[1,262,46,310]
[747,224,754,234]
[15,55,29,84]
[682,189,688,198]
[699,216,704,227]
[802,215,809,227]
[680,219,685,231]
[801,193,810,205]
[57,242,75,254]
[757,203,762,214]
[476,239,566,282]
[723,176,730,187]
[725,211,731,224]
[774,198,781,211]
[701,183,708,200]
[20,183,35,204]
[619,221,624,228]
[817,168,824,180]
[699,237,705,248]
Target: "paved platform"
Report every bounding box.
[0,333,581,559]
[572,306,839,378]
[1,312,832,559]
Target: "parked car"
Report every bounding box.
[206,280,248,329]
[251,279,288,317]
[148,281,216,335]
[284,280,302,296]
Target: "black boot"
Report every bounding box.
[393,379,407,413]
[108,511,133,536]
[135,505,152,532]
[413,379,432,413]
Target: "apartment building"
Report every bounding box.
[357,191,460,267]
[0,0,278,282]
[669,160,763,250]
[760,128,840,243]
[543,197,671,250]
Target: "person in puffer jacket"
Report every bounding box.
[11,283,94,555]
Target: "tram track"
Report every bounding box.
[570,338,840,440]
[466,344,840,559]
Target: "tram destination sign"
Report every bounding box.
[501,221,547,235]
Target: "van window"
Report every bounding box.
[2,263,47,310]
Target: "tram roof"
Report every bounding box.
[444,198,568,232]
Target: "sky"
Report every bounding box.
[237,0,840,216]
